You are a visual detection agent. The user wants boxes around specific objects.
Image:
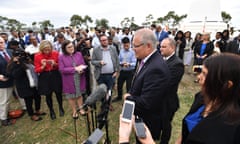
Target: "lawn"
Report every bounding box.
[0,72,200,144]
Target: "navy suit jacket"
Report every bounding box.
[127,51,170,139]
[226,39,240,54]
[156,31,169,50]
[0,49,13,88]
[165,54,184,113]
[156,31,169,43]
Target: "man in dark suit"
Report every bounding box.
[226,34,240,54]
[155,25,169,51]
[0,37,14,126]
[124,28,170,141]
[160,38,184,144]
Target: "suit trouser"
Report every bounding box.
[24,94,41,116]
[160,110,175,144]
[0,87,13,120]
[117,70,134,98]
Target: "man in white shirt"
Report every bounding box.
[25,35,39,58]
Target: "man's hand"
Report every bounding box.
[123,93,131,100]
[0,75,8,81]
[112,72,118,78]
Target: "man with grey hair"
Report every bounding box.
[160,38,184,144]
[124,28,170,142]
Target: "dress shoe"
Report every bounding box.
[31,115,42,121]
[112,97,122,102]
[1,119,16,126]
[59,108,65,117]
[50,110,56,120]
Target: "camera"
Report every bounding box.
[13,49,31,63]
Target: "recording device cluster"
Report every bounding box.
[12,49,31,63]
[121,100,146,139]
[77,83,107,112]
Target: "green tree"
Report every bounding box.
[70,14,83,27]
[6,18,26,30]
[83,15,93,28]
[38,20,54,29]
[221,11,232,24]
[120,17,136,28]
[0,16,8,30]
[155,11,187,28]
[95,18,109,29]
[142,14,154,27]
[32,21,37,27]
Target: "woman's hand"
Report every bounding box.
[119,114,134,143]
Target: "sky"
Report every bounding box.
[0,0,239,29]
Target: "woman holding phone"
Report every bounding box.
[59,40,87,119]
[34,40,64,120]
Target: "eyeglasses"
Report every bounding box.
[133,43,144,48]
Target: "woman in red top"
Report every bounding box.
[34,40,64,120]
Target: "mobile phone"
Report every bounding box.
[134,117,146,138]
[121,100,135,123]
[193,65,202,73]
[84,128,104,144]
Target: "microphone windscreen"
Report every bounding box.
[85,84,107,105]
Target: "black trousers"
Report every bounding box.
[160,110,175,144]
[117,70,134,98]
[24,94,41,116]
[45,92,63,111]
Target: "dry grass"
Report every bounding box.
[0,72,200,144]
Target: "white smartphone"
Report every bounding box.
[121,100,135,123]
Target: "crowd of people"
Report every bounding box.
[0,24,240,143]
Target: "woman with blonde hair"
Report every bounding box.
[34,40,64,120]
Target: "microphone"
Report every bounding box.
[78,84,107,111]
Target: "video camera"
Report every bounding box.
[12,49,31,63]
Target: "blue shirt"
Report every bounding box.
[185,105,205,132]
[119,48,136,71]
[200,43,207,56]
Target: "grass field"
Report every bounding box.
[0,72,200,144]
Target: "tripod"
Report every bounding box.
[97,90,112,144]
[80,90,112,144]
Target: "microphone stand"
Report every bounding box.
[97,90,112,144]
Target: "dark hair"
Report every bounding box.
[121,37,130,44]
[28,29,33,33]
[203,53,240,124]
[61,40,76,55]
[0,32,8,36]
[57,33,64,38]
[222,29,230,40]
[8,40,19,46]
[216,32,223,37]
